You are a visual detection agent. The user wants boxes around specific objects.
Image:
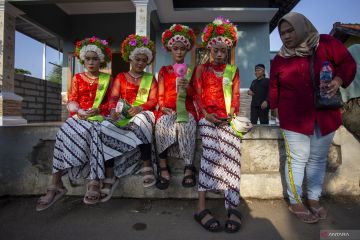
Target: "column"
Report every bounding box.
[0,1,27,125]
[131,0,156,37]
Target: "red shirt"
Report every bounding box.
[157,65,197,120]
[68,73,111,117]
[269,34,356,135]
[108,72,158,112]
[191,63,240,119]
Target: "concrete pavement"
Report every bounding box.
[1,196,359,240]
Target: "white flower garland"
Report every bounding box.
[129,47,153,64]
[167,34,191,50]
[207,36,233,48]
[79,44,105,62]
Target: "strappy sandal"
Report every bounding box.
[155,165,171,190]
[194,209,222,232]
[288,206,319,223]
[182,165,196,188]
[83,180,101,205]
[140,167,156,188]
[100,177,119,203]
[36,185,68,212]
[225,209,242,233]
[310,206,327,220]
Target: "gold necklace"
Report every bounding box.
[211,68,224,78]
[83,73,98,97]
[84,73,99,84]
[128,71,143,82]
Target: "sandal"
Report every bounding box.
[140,167,156,188]
[100,177,119,203]
[288,206,319,223]
[36,185,67,212]
[225,209,242,233]
[194,209,222,232]
[83,180,101,205]
[182,165,196,188]
[310,206,327,220]
[155,166,171,190]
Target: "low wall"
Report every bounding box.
[14,74,62,122]
[0,124,358,199]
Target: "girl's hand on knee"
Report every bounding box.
[128,106,143,117]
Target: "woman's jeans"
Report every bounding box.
[282,125,335,204]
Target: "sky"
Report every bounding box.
[14,0,360,78]
[270,0,360,51]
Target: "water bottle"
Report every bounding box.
[319,61,332,99]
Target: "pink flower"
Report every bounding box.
[173,63,187,77]
[101,39,108,45]
[142,37,149,45]
[90,36,97,43]
[129,39,137,46]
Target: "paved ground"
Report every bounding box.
[0,196,359,240]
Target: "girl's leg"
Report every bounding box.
[36,171,66,210]
[140,144,155,187]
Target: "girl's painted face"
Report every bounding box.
[130,54,148,73]
[84,51,101,72]
[171,41,187,63]
[211,43,228,64]
[279,21,298,49]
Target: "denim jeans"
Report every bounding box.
[282,125,335,204]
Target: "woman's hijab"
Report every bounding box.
[278,12,320,58]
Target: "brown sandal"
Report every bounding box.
[288,206,319,224]
[36,185,67,211]
[83,180,100,205]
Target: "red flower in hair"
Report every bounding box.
[216,26,225,35]
[188,29,194,36]
[174,24,183,32]
[164,30,172,39]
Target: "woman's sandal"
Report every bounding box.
[36,185,68,211]
[100,177,120,203]
[225,209,242,233]
[182,165,197,188]
[288,206,319,223]
[155,165,171,190]
[140,167,156,188]
[310,206,327,220]
[83,180,101,205]
[194,209,222,232]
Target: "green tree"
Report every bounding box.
[15,68,31,75]
[47,63,62,84]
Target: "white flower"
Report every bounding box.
[213,19,223,25]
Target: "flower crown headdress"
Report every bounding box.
[74,36,112,68]
[201,16,238,48]
[121,34,156,64]
[161,24,196,51]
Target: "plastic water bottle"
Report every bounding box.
[319,61,332,99]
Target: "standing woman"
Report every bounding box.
[99,34,157,201]
[192,17,242,233]
[269,12,356,223]
[155,24,197,190]
[36,37,113,210]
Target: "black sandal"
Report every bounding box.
[155,166,171,190]
[194,209,222,232]
[225,209,242,233]
[182,165,196,188]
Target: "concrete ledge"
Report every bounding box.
[0,124,358,198]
